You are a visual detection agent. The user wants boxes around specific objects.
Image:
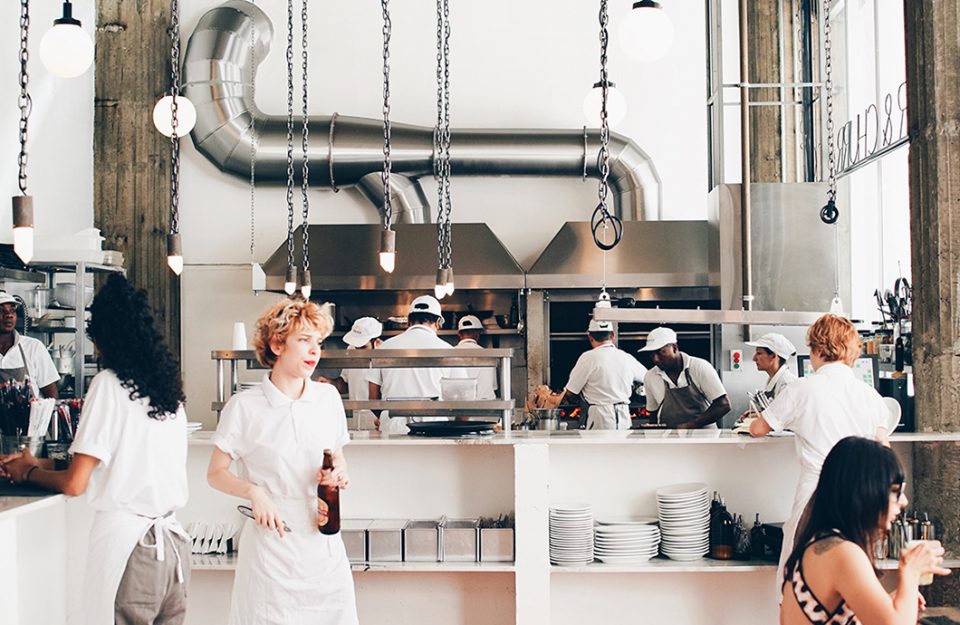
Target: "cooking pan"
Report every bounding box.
[406,421,497,437]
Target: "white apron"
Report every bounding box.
[775,472,820,599]
[83,510,188,625]
[229,494,358,625]
[585,404,631,430]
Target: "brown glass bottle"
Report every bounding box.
[318,449,341,535]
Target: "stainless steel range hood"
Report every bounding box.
[526,221,719,290]
[262,223,524,292]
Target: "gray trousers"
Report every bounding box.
[115,527,191,625]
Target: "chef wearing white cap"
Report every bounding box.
[367,295,465,433]
[322,317,383,430]
[537,318,646,430]
[455,315,498,400]
[745,332,797,402]
[0,291,59,398]
[640,327,730,429]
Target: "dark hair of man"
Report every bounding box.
[459,329,481,342]
[758,346,787,368]
[589,331,613,343]
[87,274,185,420]
[408,311,440,326]
[784,436,904,581]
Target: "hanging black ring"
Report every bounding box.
[820,199,839,224]
[591,204,623,251]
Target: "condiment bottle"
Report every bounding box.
[318,449,341,535]
[710,497,734,560]
[920,513,935,540]
[750,514,766,558]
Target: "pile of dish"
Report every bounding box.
[549,503,594,566]
[594,517,660,563]
[656,482,710,561]
[187,421,203,435]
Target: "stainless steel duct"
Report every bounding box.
[183,0,662,223]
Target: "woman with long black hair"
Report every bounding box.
[781,437,949,625]
[1,274,190,625]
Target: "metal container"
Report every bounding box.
[341,519,371,563]
[480,528,515,562]
[441,518,479,562]
[367,519,406,562]
[530,408,560,431]
[403,520,440,562]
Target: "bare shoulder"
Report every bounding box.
[807,537,872,573]
[810,535,846,555]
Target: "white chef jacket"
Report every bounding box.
[763,365,797,400]
[455,338,498,400]
[343,355,380,430]
[643,352,727,411]
[565,343,646,407]
[69,369,189,625]
[0,331,60,396]
[760,361,888,595]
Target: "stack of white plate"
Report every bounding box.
[594,517,661,563]
[656,482,710,561]
[549,503,594,566]
[186,421,203,434]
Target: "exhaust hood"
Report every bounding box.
[262,223,524,292]
[526,221,719,290]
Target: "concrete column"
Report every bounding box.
[903,0,960,605]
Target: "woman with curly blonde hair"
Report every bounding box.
[208,297,358,625]
[744,314,890,599]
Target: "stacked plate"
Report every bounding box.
[549,503,594,566]
[656,482,710,561]
[594,517,660,563]
[186,421,203,434]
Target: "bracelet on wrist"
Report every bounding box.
[23,465,38,482]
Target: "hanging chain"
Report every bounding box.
[591,0,622,253]
[820,0,839,225]
[16,0,30,196]
[249,4,257,264]
[434,0,444,269]
[434,0,453,272]
[285,0,295,272]
[169,0,182,236]
[300,0,310,276]
[380,0,394,231]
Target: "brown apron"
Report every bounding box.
[657,367,711,428]
[0,344,36,398]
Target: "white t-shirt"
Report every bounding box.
[455,339,498,400]
[366,325,466,399]
[643,352,727,411]
[69,369,188,517]
[565,343,646,406]
[764,365,798,400]
[761,362,888,479]
[0,332,60,396]
[212,374,350,499]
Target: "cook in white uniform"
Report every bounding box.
[208,298,358,625]
[538,319,646,430]
[745,332,798,403]
[321,317,384,430]
[367,295,466,434]
[747,314,889,598]
[0,290,60,398]
[454,315,498,400]
[640,327,730,429]
[1,274,190,625]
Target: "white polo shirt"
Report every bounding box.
[455,339,498,400]
[565,343,646,406]
[0,331,60,396]
[764,365,798,400]
[643,352,727,411]
[366,325,466,399]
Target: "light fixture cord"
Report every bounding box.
[285,0,296,277]
[380,0,394,232]
[821,0,840,299]
[168,0,181,238]
[16,0,30,197]
[300,0,310,279]
[434,0,453,273]
[249,1,257,266]
[591,0,622,256]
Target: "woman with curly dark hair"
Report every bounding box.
[1,273,191,625]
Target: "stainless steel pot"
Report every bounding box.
[529,408,560,431]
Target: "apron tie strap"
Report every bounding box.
[138,512,190,584]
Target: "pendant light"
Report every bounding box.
[153,0,196,138]
[40,1,94,78]
[582,80,628,129]
[247,9,265,293]
[164,0,187,275]
[283,0,297,296]
[434,0,455,298]
[13,0,34,265]
[619,1,674,63]
[298,0,312,299]
[820,2,843,315]
[378,0,397,274]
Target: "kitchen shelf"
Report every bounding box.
[549,557,960,574]
[329,328,522,338]
[190,553,514,573]
[28,261,124,274]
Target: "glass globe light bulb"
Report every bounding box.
[582,82,628,129]
[153,95,197,137]
[40,2,94,79]
[619,1,675,63]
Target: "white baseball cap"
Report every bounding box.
[0,291,17,306]
[457,315,483,331]
[745,333,797,360]
[638,327,678,352]
[343,317,383,347]
[587,318,614,333]
[408,295,444,323]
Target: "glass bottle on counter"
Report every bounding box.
[318,449,341,535]
[710,497,735,560]
[734,514,752,560]
[750,514,766,558]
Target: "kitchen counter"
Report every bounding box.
[0,493,64,519]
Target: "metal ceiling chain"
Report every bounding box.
[284,0,295,276]
[820,0,839,226]
[380,0,394,232]
[591,0,622,255]
[168,0,182,237]
[17,0,30,196]
[435,0,453,273]
[300,0,311,283]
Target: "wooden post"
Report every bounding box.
[94,1,181,360]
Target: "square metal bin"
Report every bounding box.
[480,528,515,562]
[368,519,406,562]
[341,519,371,563]
[441,519,480,562]
[403,520,440,562]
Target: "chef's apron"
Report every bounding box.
[657,368,716,429]
[585,403,631,430]
[230,494,358,625]
[0,344,36,397]
[84,509,189,625]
